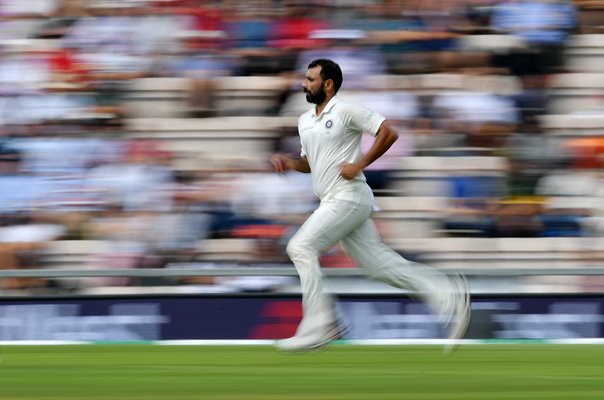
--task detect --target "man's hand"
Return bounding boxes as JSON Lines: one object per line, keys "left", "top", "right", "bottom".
{"left": 340, "top": 163, "right": 362, "bottom": 180}
{"left": 271, "top": 153, "right": 294, "bottom": 173}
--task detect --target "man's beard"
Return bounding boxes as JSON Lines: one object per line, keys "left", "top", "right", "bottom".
{"left": 305, "top": 86, "right": 327, "bottom": 104}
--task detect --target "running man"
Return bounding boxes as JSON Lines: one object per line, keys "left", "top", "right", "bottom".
{"left": 271, "top": 59, "right": 470, "bottom": 352}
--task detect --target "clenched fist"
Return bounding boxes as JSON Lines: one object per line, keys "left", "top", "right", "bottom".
{"left": 340, "top": 163, "right": 362, "bottom": 180}
{"left": 271, "top": 154, "right": 293, "bottom": 173}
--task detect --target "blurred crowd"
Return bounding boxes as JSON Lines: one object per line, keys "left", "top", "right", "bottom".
{"left": 0, "top": 0, "right": 603, "bottom": 292}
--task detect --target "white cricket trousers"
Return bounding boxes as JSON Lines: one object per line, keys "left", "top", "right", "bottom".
{"left": 286, "top": 182, "right": 455, "bottom": 338}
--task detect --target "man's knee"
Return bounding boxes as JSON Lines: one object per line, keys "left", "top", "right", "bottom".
{"left": 286, "top": 238, "right": 317, "bottom": 261}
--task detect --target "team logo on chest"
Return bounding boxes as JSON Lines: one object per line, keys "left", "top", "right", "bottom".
{"left": 325, "top": 120, "right": 333, "bottom": 129}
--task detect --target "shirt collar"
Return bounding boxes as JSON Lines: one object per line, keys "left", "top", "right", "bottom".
{"left": 313, "top": 95, "right": 339, "bottom": 118}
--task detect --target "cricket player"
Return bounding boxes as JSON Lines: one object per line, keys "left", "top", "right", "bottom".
{"left": 271, "top": 59, "right": 470, "bottom": 352}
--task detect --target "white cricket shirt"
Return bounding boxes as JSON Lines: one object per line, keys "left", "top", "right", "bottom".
{"left": 298, "top": 95, "right": 386, "bottom": 199}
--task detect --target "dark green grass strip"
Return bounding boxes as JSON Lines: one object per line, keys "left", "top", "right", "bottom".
{"left": 0, "top": 344, "right": 603, "bottom": 399}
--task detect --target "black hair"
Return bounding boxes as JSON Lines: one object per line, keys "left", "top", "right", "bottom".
{"left": 308, "top": 59, "right": 343, "bottom": 93}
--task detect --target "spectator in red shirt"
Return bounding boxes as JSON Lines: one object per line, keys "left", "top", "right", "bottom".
{"left": 267, "top": 1, "right": 331, "bottom": 73}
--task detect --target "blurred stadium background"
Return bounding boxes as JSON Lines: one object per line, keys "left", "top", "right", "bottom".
{"left": 0, "top": 0, "right": 603, "bottom": 344}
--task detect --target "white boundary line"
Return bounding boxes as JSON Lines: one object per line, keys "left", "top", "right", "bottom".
{"left": 160, "top": 340, "right": 273, "bottom": 346}
{"left": 0, "top": 341, "right": 91, "bottom": 345}
{"left": 1, "top": 339, "right": 604, "bottom": 346}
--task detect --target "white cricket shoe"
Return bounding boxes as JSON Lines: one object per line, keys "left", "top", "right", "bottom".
{"left": 443, "top": 273, "right": 471, "bottom": 354}
{"left": 274, "top": 322, "right": 348, "bottom": 352}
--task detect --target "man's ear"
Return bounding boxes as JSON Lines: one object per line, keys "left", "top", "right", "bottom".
{"left": 324, "top": 79, "right": 334, "bottom": 93}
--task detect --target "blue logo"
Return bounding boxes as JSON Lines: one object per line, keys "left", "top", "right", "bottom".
{"left": 325, "top": 120, "right": 333, "bottom": 129}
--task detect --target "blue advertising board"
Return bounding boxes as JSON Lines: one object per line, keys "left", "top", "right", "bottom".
{"left": 0, "top": 295, "right": 602, "bottom": 341}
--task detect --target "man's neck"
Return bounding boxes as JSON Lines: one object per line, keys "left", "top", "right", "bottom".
{"left": 314, "top": 94, "right": 335, "bottom": 116}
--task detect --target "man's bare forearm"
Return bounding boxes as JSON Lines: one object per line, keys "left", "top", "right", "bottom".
{"left": 271, "top": 153, "right": 311, "bottom": 173}
{"left": 357, "top": 121, "right": 398, "bottom": 169}
{"left": 290, "top": 156, "right": 311, "bottom": 173}
{"left": 339, "top": 122, "right": 398, "bottom": 180}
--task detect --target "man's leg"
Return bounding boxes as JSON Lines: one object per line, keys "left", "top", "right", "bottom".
{"left": 278, "top": 196, "right": 372, "bottom": 349}
{"left": 341, "top": 219, "right": 470, "bottom": 336}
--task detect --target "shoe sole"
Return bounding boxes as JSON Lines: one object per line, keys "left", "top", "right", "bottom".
{"left": 275, "top": 322, "right": 350, "bottom": 353}
{"left": 307, "top": 323, "right": 350, "bottom": 350}
{"left": 444, "top": 274, "right": 471, "bottom": 355}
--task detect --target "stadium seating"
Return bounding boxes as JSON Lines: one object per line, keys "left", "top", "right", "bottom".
{"left": 564, "top": 34, "right": 604, "bottom": 72}
{"left": 122, "top": 78, "right": 192, "bottom": 118}
{"left": 213, "top": 76, "right": 289, "bottom": 116}
{"left": 548, "top": 73, "right": 604, "bottom": 114}
{"left": 126, "top": 117, "right": 284, "bottom": 170}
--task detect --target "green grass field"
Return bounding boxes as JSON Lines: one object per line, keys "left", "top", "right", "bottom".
{"left": 0, "top": 344, "right": 603, "bottom": 400}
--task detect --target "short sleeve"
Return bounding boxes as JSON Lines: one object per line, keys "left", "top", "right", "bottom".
{"left": 300, "top": 139, "right": 307, "bottom": 158}
{"left": 298, "top": 117, "right": 307, "bottom": 157}
{"left": 342, "top": 102, "right": 386, "bottom": 137}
